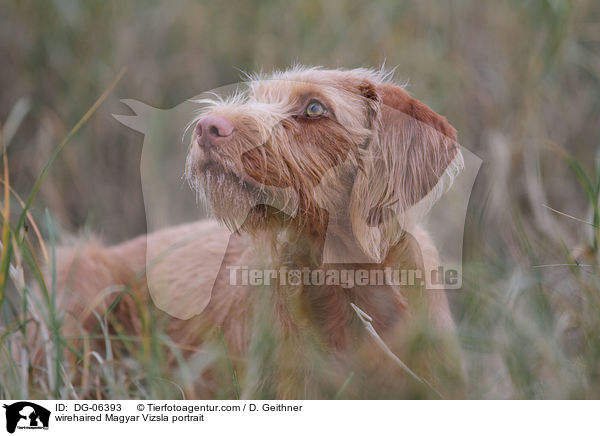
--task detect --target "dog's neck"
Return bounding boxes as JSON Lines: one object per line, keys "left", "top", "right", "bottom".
{"left": 251, "top": 212, "right": 420, "bottom": 269}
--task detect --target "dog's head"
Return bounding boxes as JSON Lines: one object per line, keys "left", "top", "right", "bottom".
{"left": 185, "top": 67, "right": 463, "bottom": 261}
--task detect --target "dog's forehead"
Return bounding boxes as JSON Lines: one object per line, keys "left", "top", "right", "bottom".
{"left": 248, "top": 79, "right": 341, "bottom": 105}
{"left": 248, "top": 69, "right": 371, "bottom": 106}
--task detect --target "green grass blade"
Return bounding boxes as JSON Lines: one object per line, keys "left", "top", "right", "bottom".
{"left": 567, "top": 157, "right": 595, "bottom": 204}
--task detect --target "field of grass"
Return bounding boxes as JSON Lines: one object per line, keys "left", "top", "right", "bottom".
{"left": 1, "top": 0, "right": 600, "bottom": 399}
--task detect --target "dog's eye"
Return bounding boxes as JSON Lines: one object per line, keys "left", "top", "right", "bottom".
{"left": 305, "top": 100, "right": 326, "bottom": 118}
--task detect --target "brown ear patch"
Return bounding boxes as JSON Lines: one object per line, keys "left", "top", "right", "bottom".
{"left": 358, "top": 80, "right": 379, "bottom": 103}
{"left": 376, "top": 82, "right": 460, "bottom": 207}
{"left": 376, "top": 83, "right": 457, "bottom": 141}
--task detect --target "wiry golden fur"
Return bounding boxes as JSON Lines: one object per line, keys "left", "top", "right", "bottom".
{"left": 51, "top": 67, "right": 465, "bottom": 399}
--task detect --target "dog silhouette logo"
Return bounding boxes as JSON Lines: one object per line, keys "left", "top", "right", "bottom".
{"left": 2, "top": 402, "right": 50, "bottom": 433}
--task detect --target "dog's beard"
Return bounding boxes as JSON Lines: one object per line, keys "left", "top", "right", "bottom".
{"left": 185, "top": 154, "right": 294, "bottom": 231}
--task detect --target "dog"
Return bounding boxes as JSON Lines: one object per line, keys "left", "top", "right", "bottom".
{"left": 51, "top": 67, "right": 465, "bottom": 399}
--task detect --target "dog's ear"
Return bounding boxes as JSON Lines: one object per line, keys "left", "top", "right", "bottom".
{"left": 350, "top": 83, "right": 463, "bottom": 262}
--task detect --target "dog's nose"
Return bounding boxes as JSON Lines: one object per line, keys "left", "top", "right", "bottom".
{"left": 195, "top": 115, "right": 234, "bottom": 148}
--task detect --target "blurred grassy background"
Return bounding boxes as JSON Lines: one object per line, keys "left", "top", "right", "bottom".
{"left": 1, "top": 0, "right": 600, "bottom": 398}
